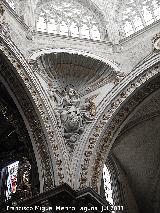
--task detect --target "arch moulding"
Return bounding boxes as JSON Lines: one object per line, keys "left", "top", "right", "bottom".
{"left": 0, "top": 35, "right": 70, "bottom": 191}
{"left": 76, "top": 52, "right": 160, "bottom": 191}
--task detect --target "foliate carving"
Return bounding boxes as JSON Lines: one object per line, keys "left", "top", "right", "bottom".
{"left": 48, "top": 84, "right": 96, "bottom": 144}
{"left": 152, "top": 33, "right": 160, "bottom": 52}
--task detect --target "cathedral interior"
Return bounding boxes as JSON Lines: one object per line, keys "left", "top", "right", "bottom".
{"left": 0, "top": 0, "right": 160, "bottom": 213}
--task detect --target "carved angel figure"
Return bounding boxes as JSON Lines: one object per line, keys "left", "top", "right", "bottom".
{"left": 48, "top": 83, "right": 96, "bottom": 143}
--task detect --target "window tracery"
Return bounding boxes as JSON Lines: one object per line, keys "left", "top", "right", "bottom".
{"left": 4, "top": 0, "right": 160, "bottom": 41}
{"left": 35, "top": 0, "right": 101, "bottom": 41}
{"left": 122, "top": 0, "right": 160, "bottom": 37}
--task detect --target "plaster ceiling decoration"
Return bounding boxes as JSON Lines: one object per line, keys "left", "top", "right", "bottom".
{"left": 35, "top": 52, "right": 118, "bottom": 95}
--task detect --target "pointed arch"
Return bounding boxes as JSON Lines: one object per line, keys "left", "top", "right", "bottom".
{"left": 0, "top": 44, "right": 54, "bottom": 192}
{"left": 91, "top": 62, "right": 160, "bottom": 191}
{"left": 74, "top": 52, "right": 160, "bottom": 191}
{"left": 0, "top": 36, "right": 70, "bottom": 191}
